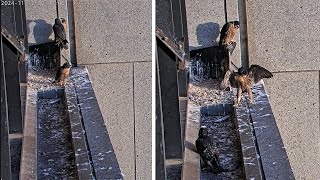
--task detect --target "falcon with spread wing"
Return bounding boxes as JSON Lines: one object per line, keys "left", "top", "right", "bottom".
{"left": 233, "top": 65, "right": 273, "bottom": 106}
{"left": 196, "top": 126, "right": 221, "bottom": 172}
{"left": 53, "top": 18, "right": 68, "bottom": 49}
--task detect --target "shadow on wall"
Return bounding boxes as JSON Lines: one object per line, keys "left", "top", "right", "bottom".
{"left": 190, "top": 22, "right": 220, "bottom": 50}
{"left": 27, "top": 19, "right": 53, "bottom": 46}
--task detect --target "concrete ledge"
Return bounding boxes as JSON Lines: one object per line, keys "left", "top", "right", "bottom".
{"left": 19, "top": 89, "right": 37, "bottom": 180}
{"left": 67, "top": 66, "right": 123, "bottom": 179}
{"left": 182, "top": 103, "right": 200, "bottom": 180}
{"left": 21, "top": 67, "right": 123, "bottom": 179}
{"left": 248, "top": 84, "right": 295, "bottom": 179}
{"left": 65, "top": 84, "right": 94, "bottom": 179}
{"left": 183, "top": 83, "right": 294, "bottom": 180}
{"left": 234, "top": 83, "right": 295, "bottom": 179}
{"left": 234, "top": 99, "right": 263, "bottom": 180}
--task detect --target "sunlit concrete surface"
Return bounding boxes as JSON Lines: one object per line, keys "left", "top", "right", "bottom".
{"left": 25, "top": 0, "right": 152, "bottom": 179}
{"left": 247, "top": 1, "right": 320, "bottom": 179}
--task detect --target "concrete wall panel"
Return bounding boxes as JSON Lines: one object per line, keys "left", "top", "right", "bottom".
{"left": 134, "top": 62, "right": 152, "bottom": 179}
{"left": 185, "top": 0, "right": 225, "bottom": 50}
{"left": 264, "top": 71, "right": 320, "bottom": 180}
{"left": 86, "top": 63, "right": 135, "bottom": 179}
{"left": 25, "top": 0, "right": 68, "bottom": 45}
{"left": 247, "top": 0, "right": 320, "bottom": 72}
{"left": 74, "top": 0, "right": 152, "bottom": 64}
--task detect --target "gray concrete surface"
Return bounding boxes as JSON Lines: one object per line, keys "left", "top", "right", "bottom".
{"left": 246, "top": 1, "right": 320, "bottom": 179}
{"left": 182, "top": 103, "right": 200, "bottom": 180}
{"left": 86, "top": 63, "right": 136, "bottom": 179}
{"left": 185, "top": 0, "right": 224, "bottom": 50}
{"left": 25, "top": 0, "right": 152, "bottom": 179}
{"left": 134, "top": 62, "right": 152, "bottom": 180}
{"left": 247, "top": 1, "right": 320, "bottom": 72}
{"left": 25, "top": 0, "right": 71, "bottom": 66}
{"left": 73, "top": 0, "right": 152, "bottom": 64}
{"left": 20, "top": 90, "right": 37, "bottom": 180}
{"left": 185, "top": 0, "right": 241, "bottom": 67}
{"left": 25, "top": 0, "right": 68, "bottom": 46}
{"left": 264, "top": 72, "right": 320, "bottom": 180}
{"left": 73, "top": 0, "right": 152, "bottom": 178}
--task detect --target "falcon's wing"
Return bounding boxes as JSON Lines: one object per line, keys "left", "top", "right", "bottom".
{"left": 53, "top": 24, "right": 66, "bottom": 41}
{"left": 248, "top": 65, "right": 273, "bottom": 83}
{"left": 195, "top": 138, "right": 201, "bottom": 153}
{"left": 219, "top": 23, "right": 233, "bottom": 46}
{"left": 54, "top": 67, "right": 62, "bottom": 81}
{"left": 220, "top": 23, "right": 233, "bottom": 35}
{"left": 202, "top": 147, "right": 216, "bottom": 159}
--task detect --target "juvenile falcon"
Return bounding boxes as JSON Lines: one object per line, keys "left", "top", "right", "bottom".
{"left": 196, "top": 126, "right": 221, "bottom": 172}
{"left": 52, "top": 62, "right": 71, "bottom": 86}
{"left": 60, "top": 18, "right": 67, "bottom": 32}
{"left": 218, "top": 21, "right": 239, "bottom": 77}
{"left": 218, "top": 21, "right": 240, "bottom": 48}
{"left": 53, "top": 18, "right": 68, "bottom": 49}
{"left": 233, "top": 65, "right": 273, "bottom": 106}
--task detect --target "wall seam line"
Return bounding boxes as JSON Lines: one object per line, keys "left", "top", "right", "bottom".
{"left": 132, "top": 62, "right": 137, "bottom": 179}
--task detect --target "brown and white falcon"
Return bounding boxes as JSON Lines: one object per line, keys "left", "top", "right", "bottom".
{"left": 52, "top": 62, "right": 71, "bottom": 86}
{"left": 234, "top": 65, "right": 273, "bottom": 106}
{"left": 218, "top": 21, "right": 240, "bottom": 77}
{"left": 219, "top": 21, "right": 240, "bottom": 48}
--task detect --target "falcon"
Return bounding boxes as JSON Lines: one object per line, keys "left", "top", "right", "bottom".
{"left": 53, "top": 18, "right": 68, "bottom": 49}
{"left": 52, "top": 62, "right": 71, "bottom": 86}
{"left": 218, "top": 21, "right": 239, "bottom": 77}
{"left": 218, "top": 21, "right": 240, "bottom": 48}
{"left": 233, "top": 65, "right": 273, "bottom": 106}
{"left": 60, "top": 18, "right": 67, "bottom": 32}
{"left": 196, "top": 126, "right": 221, "bottom": 172}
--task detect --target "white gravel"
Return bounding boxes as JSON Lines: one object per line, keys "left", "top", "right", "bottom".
{"left": 188, "top": 77, "right": 234, "bottom": 106}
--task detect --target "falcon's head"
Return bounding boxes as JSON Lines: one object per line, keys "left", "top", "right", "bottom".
{"left": 55, "top": 18, "right": 62, "bottom": 25}
{"left": 198, "top": 126, "right": 208, "bottom": 137}
{"left": 233, "top": 21, "right": 240, "bottom": 29}
{"left": 61, "top": 62, "right": 71, "bottom": 68}
{"left": 238, "top": 67, "right": 248, "bottom": 75}
{"left": 60, "top": 18, "right": 67, "bottom": 24}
